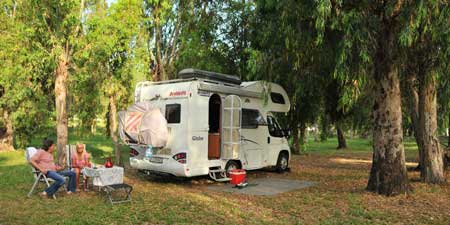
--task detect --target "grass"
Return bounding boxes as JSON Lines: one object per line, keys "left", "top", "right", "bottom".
{"left": 1, "top": 132, "right": 449, "bottom": 225}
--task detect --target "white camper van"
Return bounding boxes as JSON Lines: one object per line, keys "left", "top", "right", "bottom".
{"left": 123, "top": 68, "right": 291, "bottom": 181}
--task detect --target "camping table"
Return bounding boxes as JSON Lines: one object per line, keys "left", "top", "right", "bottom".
{"left": 82, "top": 166, "right": 132, "bottom": 204}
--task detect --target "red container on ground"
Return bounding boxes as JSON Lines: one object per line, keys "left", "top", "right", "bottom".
{"left": 229, "top": 169, "right": 246, "bottom": 185}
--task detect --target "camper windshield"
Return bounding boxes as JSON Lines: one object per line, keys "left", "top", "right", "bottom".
{"left": 267, "top": 116, "right": 284, "bottom": 137}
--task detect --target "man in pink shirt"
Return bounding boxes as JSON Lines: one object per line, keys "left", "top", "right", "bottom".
{"left": 30, "top": 139, "right": 76, "bottom": 198}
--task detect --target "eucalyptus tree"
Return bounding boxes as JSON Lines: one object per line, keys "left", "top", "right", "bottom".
{"left": 317, "top": 0, "right": 415, "bottom": 195}
{"left": 0, "top": 0, "right": 53, "bottom": 149}
{"left": 81, "top": 0, "right": 142, "bottom": 164}
{"left": 438, "top": 75, "right": 450, "bottom": 147}
{"left": 250, "top": 0, "right": 325, "bottom": 154}
{"left": 399, "top": 0, "right": 449, "bottom": 183}
{"left": 18, "top": 0, "right": 87, "bottom": 164}
{"left": 143, "top": 0, "right": 190, "bottom": 81}
{"left": 324, "top": 80, "right": 348, "bottom": 149}
{"left": 174, "top": 1, "right": 234, "bottom": 74}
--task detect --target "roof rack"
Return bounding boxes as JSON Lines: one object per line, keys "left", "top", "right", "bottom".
{"left": 178, "top": 68, "right": 241, "bottom": 85}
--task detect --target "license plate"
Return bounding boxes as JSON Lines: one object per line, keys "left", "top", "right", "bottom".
{"left": 149, "top": 157, "right": 164, "bottom": 164}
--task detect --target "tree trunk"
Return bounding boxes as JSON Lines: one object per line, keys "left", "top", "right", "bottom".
{"left": 320, "top": 115, "right": 330, "bottom": 141}
{"left": 105, "top": 102, "right": 111, "bottom": 136}
{"left": 405, "top": 74, "right": 423, "bottom": 170}
{"left": 299, "top": 123, "right": 306, "bottom": 153}
{"left": 418, "top": 73, "right": 445, "bottom": 183}
{"left": 367, "top": 20, "right": 410, "bottom": 196}
{"left": 292, "top": 126, "right": 300, "bottom": 155}
{"left": 55, "top": 51, "right": 69, "bottom": 166}
{"left": 91, "top": 118, "right": 97, "bottom": 135}
{"left": 336, "top": 123, "right": 347, "bottom": 149}
{"left": 1, "top": 110, "right": 14, "bottom": 151}
{"left": 153, "top": 3, "right": 165, "bottom": 81}
{"left": 448, "top": 115, "right": 450, "bottom": 147}
{"left": 109, "top": 95, "right": 121, "bottom": 165}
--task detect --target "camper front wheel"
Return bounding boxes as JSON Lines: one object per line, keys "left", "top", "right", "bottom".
{"left": 276, "top": 152, "right": 289, "bottom": 173}
{"left": 225, "top": 161, "right": 240, "bottom": 175}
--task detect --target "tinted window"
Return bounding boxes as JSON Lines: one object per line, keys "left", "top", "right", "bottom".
{"left": 242, "top": 109, "right": 265, "bottom": 129}
{"left": 270, "top": 92, "right": 285, "bottom": 104}
{"left": 165, "top": 104, "right": 181, "bottom": 123}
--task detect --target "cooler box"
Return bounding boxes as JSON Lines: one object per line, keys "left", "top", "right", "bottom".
{"left": 229, "top": 169, "right": 246, "bottom": 185}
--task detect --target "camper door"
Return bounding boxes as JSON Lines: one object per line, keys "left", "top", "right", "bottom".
{"left": 221, "top": 95, "right": 241, "bottom": 159}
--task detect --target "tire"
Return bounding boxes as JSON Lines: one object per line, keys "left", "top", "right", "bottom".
{"left": 276, "top": 152, "right": 289, "bottom": 173}
{"left": 225, "top": 160, "right": 240, "bottom": 176}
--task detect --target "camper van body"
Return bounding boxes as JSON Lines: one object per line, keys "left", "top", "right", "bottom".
{"left": 128, "top": 70, "right": 291, "bottom": 178}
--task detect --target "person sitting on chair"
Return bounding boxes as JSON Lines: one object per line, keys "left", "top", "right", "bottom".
{"left": 71, "top": 143, "right": 92, "bottom": 191}
{"left": 30, "top": 138, "right": 76, "bottom": 198}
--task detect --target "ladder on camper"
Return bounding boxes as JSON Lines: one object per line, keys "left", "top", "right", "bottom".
{"left": 208, "top": 167, "right": 231, "bottom": 182}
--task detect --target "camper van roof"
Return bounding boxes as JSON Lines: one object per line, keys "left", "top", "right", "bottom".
{"left": 178, "top": 68, "right": 241, "bottom": 85}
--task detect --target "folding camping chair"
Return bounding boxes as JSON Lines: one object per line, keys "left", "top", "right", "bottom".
{"left": 66, "top": 144, "right": 89, "bottom": 190}
{"left": 25, "top": 147, "right": 62, "bottom": 199}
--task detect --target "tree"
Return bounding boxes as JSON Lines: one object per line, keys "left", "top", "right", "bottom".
{"left": 400, "top": 0, "right": 449, "bottom": 183}
{"left": 324, "top": 80, "right": 348, "bottom": 149}
{"left": 0, "top": 0, "right": 53, "bottom": 150}
{"left": 143, "top": 0, "right": 187, "bottom": 81}
{"left": 317, "top": 0, "right": 412, "bottom": 195}
{"left": 175, "top": 1, "right": 242, "bottom": 75}
{"left": 82, "top": 0, "right": 142, "bottom": 164}
{"left": 23, "top": 0, "right": 86, "bottom": 164}
{"left": 250, "top": 0, "right": 325, "bottom": 154}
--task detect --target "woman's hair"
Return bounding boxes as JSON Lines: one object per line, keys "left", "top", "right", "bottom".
{"left": 42, "top": 138, "right": 54, "bottom": 151}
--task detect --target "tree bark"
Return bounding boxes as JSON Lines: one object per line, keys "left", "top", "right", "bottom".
{"left": 55, "top": 51, "right": 69, "bottom": 166}
{"left": 367, "top": 17, "right": 410, "bottom": 195}
{"left": 1, "top": 110, "right": 14, "bottom": 151}
{"left": 405, "top": 74, "right": 423, "bottom": 170}
{"left": 418, "top": 73, "right": 445, "bottom": 183}
{"left": 91, "top": 118, "right": 97, "bottom": 135}
{"left": 336, "top": 123, "right": 347, "bottom": 149}
{"left": 448, "top": 115, "right": 450, "bottom": 147}
{"left": 153, "top": 2, "right": 165, "bottom": 81}
{"left": 320, "top": 115, "right": 330, "bottom": 141}
{"left": 109, "top": 95, "right": 121, "bottom": 165}
{"left": 292, "top": 126, "right": 300, "bottom": 155}
{"left": 299, "top": 122, "right": 306, "bottom": 153}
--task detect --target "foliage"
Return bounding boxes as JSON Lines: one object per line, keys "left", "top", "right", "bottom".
{"left": 0, "top": 0, "right": 54, "bottom": 147}
{"left": 249, "top": 1, "right": 326, "bottom": 151}
{"left": 79, "top": 0, "right": 142, "bottom": 106}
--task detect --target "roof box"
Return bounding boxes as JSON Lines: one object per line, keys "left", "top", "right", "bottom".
{"left": 178, "top": 68, "right": 241, "bottom": 85}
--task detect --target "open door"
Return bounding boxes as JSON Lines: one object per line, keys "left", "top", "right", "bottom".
{"left": 208, "top": 94, "right": 221, "bottom": 159}
{"left": 221, "top": 95, "right": 242, "bottom": 159}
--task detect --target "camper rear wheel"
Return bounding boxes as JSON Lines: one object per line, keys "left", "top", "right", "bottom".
{"left": 276, "top": 152, "right": 289, "bottom": 173}
{"left": 225, "top": 161, "right": 240, "bottom": 176}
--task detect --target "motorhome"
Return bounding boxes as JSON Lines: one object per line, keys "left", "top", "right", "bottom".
{"left": 121, "top": 68, "right": 291, "bottom": 181}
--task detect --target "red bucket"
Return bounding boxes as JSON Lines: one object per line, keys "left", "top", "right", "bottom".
{"left": 229, "top": 169, "right": 246, "bottom": 185}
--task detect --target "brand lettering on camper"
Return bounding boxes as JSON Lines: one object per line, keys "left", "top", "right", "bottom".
{"left": 192, "top": 136, "right": 204, "bottom": 141}
{"left": 169, "top": 91, "right": 187, "bottom": 97}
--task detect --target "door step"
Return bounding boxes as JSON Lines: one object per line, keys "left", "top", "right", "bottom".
{"left": 208, "top": 168, "right": 231, "bottom": 182}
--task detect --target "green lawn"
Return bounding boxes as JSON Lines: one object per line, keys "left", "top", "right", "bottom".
{"left": 1, "top": 133, "right": 449, "bottom": 225}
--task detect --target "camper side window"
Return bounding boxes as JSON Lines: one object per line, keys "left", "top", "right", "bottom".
{"left": 267, "top": 116, "right": 284, "bottom": 137}
{"left": 166, "top": 104, "right": 181, "bottom": 123}
{"left": 270, "top": 92, "right": 285, "bottom": 104}
{"left": 242, "top": 109, "right": 265, "bottom": 129}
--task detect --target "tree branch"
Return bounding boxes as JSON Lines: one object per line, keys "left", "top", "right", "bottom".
{"left": 391, "top": 0, "right": 405, "bottom": 19}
